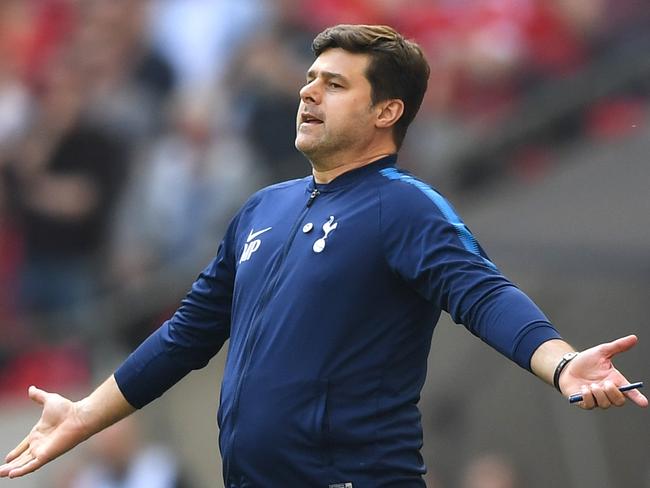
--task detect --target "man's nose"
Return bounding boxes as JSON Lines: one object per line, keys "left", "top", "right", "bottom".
{"left": 300, "top": 80, "right": 320, "bottom": 104}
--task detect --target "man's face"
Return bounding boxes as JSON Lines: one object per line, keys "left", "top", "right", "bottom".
{"left": 295, "top": 48, "right": 378, "bottom": 164}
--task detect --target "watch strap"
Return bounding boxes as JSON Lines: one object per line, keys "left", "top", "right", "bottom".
{"left": 553, "top": 352, "right": 578, "bottom": 393}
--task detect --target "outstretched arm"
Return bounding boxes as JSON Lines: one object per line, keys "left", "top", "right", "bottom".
{"left": 531, "top": 335, "right": 648, "bottom": 410}
{"left": 0, "top": 375, "right": 135, "bottom": 479}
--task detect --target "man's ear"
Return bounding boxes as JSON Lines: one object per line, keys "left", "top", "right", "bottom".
{"left": 375, "top": 99, "right": 404, "bottom": 129}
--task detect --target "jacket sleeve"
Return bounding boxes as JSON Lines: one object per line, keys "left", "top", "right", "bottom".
{"left": 379, "top": 178, "right": 560, "bottom": 371}
{"left": 114, "top": 212, "right": 241, "bottom": 409}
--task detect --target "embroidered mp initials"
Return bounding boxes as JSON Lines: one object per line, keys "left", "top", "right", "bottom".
{"left": 240, "top": 226, "right": 272, "bottom": 263}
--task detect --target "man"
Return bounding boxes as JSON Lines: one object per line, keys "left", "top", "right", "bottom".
{"left": 1, "top": 24, "right": 647, "bottom": 487}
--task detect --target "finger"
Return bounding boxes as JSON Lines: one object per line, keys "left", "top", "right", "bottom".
{"left": 4, "top": 435, "right": 29, "bottom": 463}
{"left": 603, "top": 381, "right": 626, "bottom": 407}
{"left": 599, "top": 334, "right": 638, "bottom": 359}
{"left": 28, "top": 385, "right": 48, "bottom": 406}
{"left": 7, "top": 457, "right": 42, "bottom": 479}
{"left": 0, "top": 461, "right": 14, "bottom": 478}
{"left": 579, "top": 385, "right": 595, "bottom": 410}
{"left": 0, "top": 450, "right": 34, "bottom": 477}
{"left": 590, "top": 383, "right": 611, "bottom": 409}
{"left": 625, "top": 387, "right": 649, "bottom": 408}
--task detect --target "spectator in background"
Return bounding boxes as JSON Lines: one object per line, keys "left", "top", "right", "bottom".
{"left": 227, "top": 3, "right": 314, "bottom": 182}
{"left": 112, "top": 88, "right": 261, "bottom": 285}
{"left": 1, "top": 50, "right": 128, "bottom": 334}
{"left": 148, "top": 0, "right": 271, "bottom": 91}
{"left": 62, "top": 416, "right": 192, "bottom": 488}
{"left": 0, "top": 20, "right": 31, "bottom": 340}
{"left": 71, "top": 0, "right": 176, "bottom": 142}
{"left": 461, "top": 453, "right": 519, "bottom": 488}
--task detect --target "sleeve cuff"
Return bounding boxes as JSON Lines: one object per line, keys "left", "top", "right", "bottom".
{"left": 513, "top": 323, "right": 562, "bottom": 371}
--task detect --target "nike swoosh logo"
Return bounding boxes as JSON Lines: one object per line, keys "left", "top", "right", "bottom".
{"left": 247, "top": 226, "right": 272, "bottom": 242}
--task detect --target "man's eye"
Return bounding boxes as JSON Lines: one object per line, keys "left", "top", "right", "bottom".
{"left": 329, "top": 82, "right": 342, "bottom": 88}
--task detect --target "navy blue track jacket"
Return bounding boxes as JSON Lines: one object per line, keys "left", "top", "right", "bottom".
{"left": 115, "top": 154, "right": 561, "bottom": 487}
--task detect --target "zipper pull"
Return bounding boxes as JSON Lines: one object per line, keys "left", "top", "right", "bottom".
{"left": 306, "top": 189, "right": 320, "bottom": 207}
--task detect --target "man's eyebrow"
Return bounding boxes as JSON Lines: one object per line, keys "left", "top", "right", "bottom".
{"left": 306, "top": 70, "right": 349, "bottom": 83}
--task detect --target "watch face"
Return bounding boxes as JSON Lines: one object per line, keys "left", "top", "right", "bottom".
{"left": 564, "top": 352, "right": 578, "bottom": 360}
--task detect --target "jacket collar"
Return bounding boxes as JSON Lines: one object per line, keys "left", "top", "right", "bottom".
{"left": 307, "top": 154, "right": 398, "bottom": 192}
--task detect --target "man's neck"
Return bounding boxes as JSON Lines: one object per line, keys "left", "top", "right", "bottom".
{"left": 311, "top": 153, "right": 394, "bottom": 184}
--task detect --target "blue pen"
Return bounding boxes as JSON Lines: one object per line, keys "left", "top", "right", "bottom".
{"left": 568, "top": 381, "right": 644, "bottom": 404}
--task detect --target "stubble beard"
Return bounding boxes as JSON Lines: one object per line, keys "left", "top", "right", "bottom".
{"left": 296, "top": 125, "right": 331, "bottom": 166}
{"left": 296, "top": 124, "right": 362, "bottom": 169}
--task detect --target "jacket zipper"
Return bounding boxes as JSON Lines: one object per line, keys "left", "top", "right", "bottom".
{"left": 226, "top": 188, "right": 320, "bottom": 471}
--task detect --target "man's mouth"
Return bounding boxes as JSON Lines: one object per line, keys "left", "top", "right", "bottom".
{"left": 300, "top": 113, "right": 323, "bottom": 125}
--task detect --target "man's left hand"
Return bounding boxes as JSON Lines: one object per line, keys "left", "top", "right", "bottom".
{"left": 559, "top": 335, "right": 648, "bottom": 410}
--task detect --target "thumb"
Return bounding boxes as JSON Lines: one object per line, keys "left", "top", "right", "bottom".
{"left": 599, "top": 334, "right": 638, "bottom": 359}
{"left": 28, "top": 386, "right": 48, "bottom": 406}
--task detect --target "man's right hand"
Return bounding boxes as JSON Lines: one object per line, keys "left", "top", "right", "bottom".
{"left": 0, "top": 386, "right": 90, "bottom": 479}
{"left": 0, "top": 375, "right": 135, "bottom": 479}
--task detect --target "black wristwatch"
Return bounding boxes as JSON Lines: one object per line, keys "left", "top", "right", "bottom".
{"left": 553, "top": 352, "right": 579, "bottom": 393}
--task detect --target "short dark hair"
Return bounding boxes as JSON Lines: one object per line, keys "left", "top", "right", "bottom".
{"left": 312, "top": 24, "right": 430, "bottom": 150}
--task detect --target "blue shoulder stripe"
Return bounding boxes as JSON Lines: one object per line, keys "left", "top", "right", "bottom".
{"left": 380, "top": 168, "right": 498, "bottom": 271}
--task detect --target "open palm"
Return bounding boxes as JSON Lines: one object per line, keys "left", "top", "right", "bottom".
{"left": 0, "top": 386, "right": 90, "bottom": 479}
{"left": 559, "top": 335, "right": 648, "bottom": 409}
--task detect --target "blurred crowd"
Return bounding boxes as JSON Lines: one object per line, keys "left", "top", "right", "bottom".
{"left": 0, "top": 0, "right": 648, "bottom": 421}
{"left": 0, "top": 1, "right": 649, "bottom": 487}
